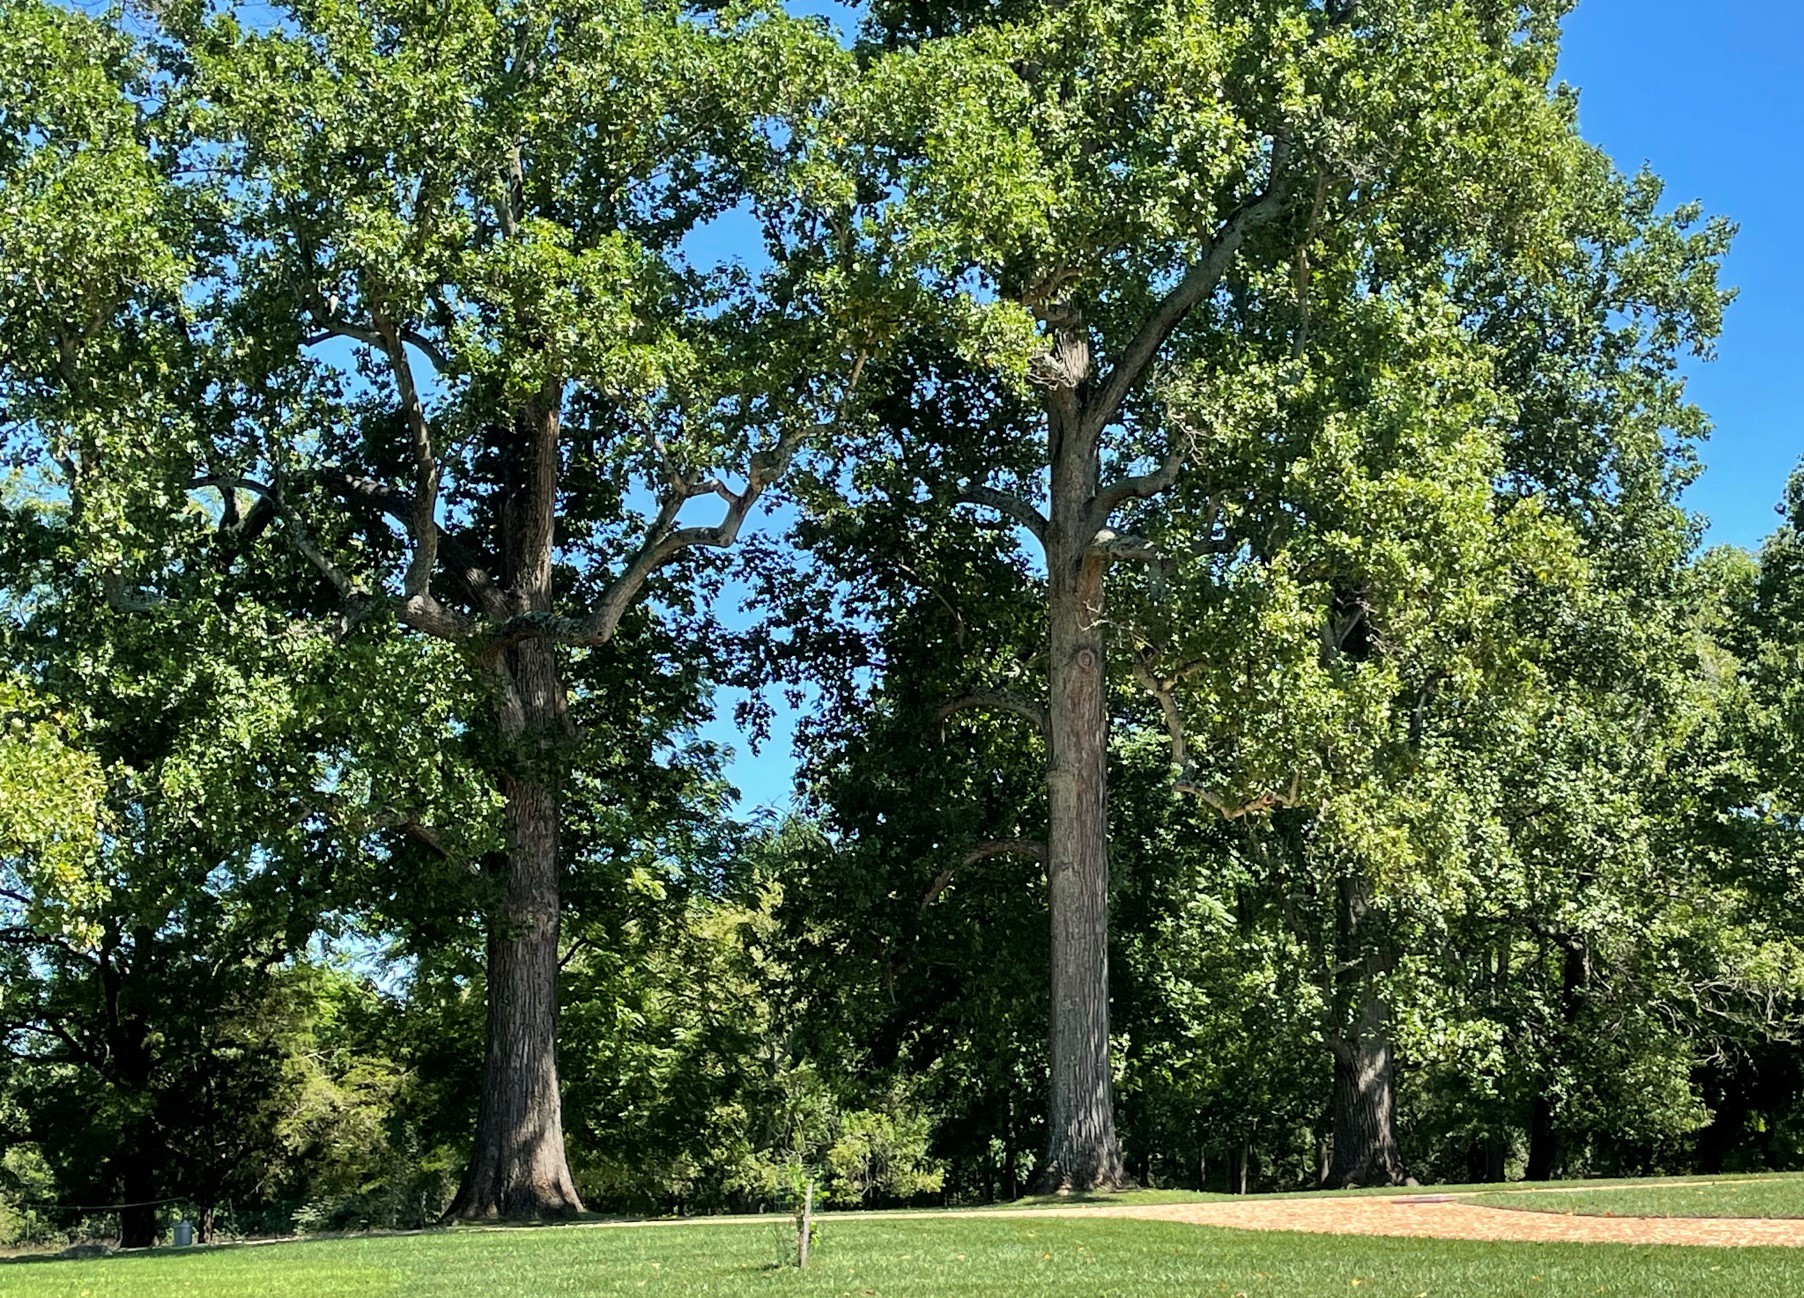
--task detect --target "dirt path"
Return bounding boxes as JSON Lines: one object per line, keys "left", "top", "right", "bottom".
{"left": 1062, "top": 1195, "right": 1804, "bottom": 1248}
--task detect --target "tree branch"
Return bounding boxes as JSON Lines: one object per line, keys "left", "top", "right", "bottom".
{"left": 196, "top": 473, "right": 483, "bottom": 640}
{"left": 1131, "top": 649, "right": 1301, "bottom": 819}
{"left": 1084, "top": 135, "right": 1294, "bottom": 437}
{"left": 935, "top": 690, "right": 1050, "bottom": 741}
{"left": 302, "top": 321, "right": 449, "bottom": 373}
{"left": 1089, "top": 422, "right": 1203, "bottom": 531}
{"left": 193, "top": 475, "right": 360, "bottom": 604}
{"left": 920, "top": 839, "right": 1048, "bottom": 907}
{"left": 504, "top": 353, "right": 868, "bottom": 649}
{"left": 315, "top": 469, "right": 507, "bottom": 623}
{"left": 955, "top": 483, "right": 1048, "bottom": 548}
{"left": 0, "top": 926, "right": 100, "bottom": 968}
{"left": 371, "top": 311, "right": 442, "bottom": 601}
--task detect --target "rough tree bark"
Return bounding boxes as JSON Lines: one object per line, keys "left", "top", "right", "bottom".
{"left": 1327, "top": 999, "right": 1405, "bottom": 1186}
{"left": 446, "top": 727, "right": 582, "bottom": 1216}
{"left": 447, "top": 402, "right": 585, "bottom": 1218}
{"left": 1326, "top": 873, "right": 1407, "bottom": 1187}
{"left": 1036, "top": 389, "right": 1130, "bottom": 1192}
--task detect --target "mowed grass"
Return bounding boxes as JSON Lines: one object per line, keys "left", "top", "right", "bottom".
{"left": 1471, "top": 1172, "right": 1804, "bottom": 1220}
{"left": 5, "top": 1210, "right": 1804, "bottom": 1298}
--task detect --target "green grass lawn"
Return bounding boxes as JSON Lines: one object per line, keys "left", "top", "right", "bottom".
{"left": 5, "top": 1210, "right": 1803, "bottom": 1298}
{"left": 1471, "top": 1173, "right": 1804, "bottom": 1220}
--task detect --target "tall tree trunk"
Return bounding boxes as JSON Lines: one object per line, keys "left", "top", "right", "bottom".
{"left": 1035, "top": 394, "right": 1129, "bottom": 1192}
{"left": 1327, "top": 874, "right": 1406, "bottom": 1187}
{"left": 1526, "top": 938, "right": 1588, "bottom": 1182}
{"left": 449, "top": 402, "right": 583, "bottom": 1219}
{"left": 447, "top": 753, "right": 582, "bottom": 1216}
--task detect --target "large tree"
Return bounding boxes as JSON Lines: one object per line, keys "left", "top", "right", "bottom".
{"left": 792, "top": 0, "right": 1616, "bottom": 1188}
{"left": 0, "top": 0, "right": 864, "bottom": 1216}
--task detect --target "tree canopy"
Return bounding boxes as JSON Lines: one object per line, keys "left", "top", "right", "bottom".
{"left": 2, "top": 0, "right": 1801, "bottom": 1244}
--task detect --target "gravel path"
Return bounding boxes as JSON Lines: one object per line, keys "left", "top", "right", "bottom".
{"left": 1065, "top": 1195, "right": 1804, "bottom": 1248}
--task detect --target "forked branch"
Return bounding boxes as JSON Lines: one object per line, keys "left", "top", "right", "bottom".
{"left": 505, "top": 352, "right": 869, "bottom": 649}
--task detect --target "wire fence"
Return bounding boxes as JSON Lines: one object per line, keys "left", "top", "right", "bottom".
{"left": 4, "top": 1196, "right": 198, "bottom": 1254}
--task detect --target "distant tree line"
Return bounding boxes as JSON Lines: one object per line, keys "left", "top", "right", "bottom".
{"left": 3, "top": 0, "right": 1801, "bottom": 1248}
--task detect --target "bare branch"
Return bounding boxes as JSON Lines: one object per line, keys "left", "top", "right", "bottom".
{"left": 370, "top": 311, "right": 442, "bottom": 601}
{"left": 303, "top": 321, "right": 450, "bottom": 374}
{"left": 1090, "top": 421, "right": 1204, "bottom": 531}
{"left": 1090, "top": 450, "right": 1185, "bottom": 529}
{"left": 193, "top": 475, "right": 360, "bottom": 604}
{"left": 316, "top": 469, "right": 506, "bottom": 623}
{"left": 955, "top": 483, "right": 1048, "bottom": 548}
{"left": 196, "top": 473, "right": 482, "bottom": 641}
{"left": 1085, "top": 135, "right": 1294, "bottom": 437}
{"left": 935, "top": 690, "right": 1050, "bottom": 741}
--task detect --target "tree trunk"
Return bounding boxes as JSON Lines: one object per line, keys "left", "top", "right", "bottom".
{"left": 1466, "top": 1135, "right": 1507, "bottom": 1183}
{"left": 1526, "top": 939, "right": 1587, "bottom": 1182}
{"left": 1035, "top": 394, "right": 1129, "bottom": 1193}
{"left": 117, "top": 1117, "right": 160, "bottom": 1248}
{"left": 1327, "top": 874, "right": 1406, "bottom": 1188}
{"left": 1328, "top": 1020, "right": 1405, "bottom": 1186}
{"left": 448, "top": 403, "right": 583, "bottom": 1219}
{"left": 1525, "top": 1094, "right": 1561, "bottom": 1182}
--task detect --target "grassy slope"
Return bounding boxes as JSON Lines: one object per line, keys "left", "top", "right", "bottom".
{"left": 5, "top": 1211, "right": 1804, "bottom": 1298}
{"left": 1470, "top": 1173, "right": 1804, "bottom": 1220}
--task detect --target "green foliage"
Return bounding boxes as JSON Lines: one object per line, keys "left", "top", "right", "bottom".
{"left": 2, "top": 0, "right": 1803, "bottom": 1233}
{"left": 0, "top": 677, "right": 105, "bottom": 931}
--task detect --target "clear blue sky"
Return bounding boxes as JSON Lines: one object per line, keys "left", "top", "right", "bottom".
{"left": 705, "top": 1, "right": 1804, "bottom": 809}
{"left": 1559, "top": 0, "right": 1801, "bottom": 548}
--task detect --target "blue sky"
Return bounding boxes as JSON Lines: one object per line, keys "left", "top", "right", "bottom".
{"left": 706, "top": 1, "right": 1803, "bottom": 809}
{"left": 1559, "top": 0, "right": 1801, "bottom": 548}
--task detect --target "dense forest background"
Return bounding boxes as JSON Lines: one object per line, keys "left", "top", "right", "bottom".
{"left": 4, "top": 0, "right": 1803, "bottom": 1246}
